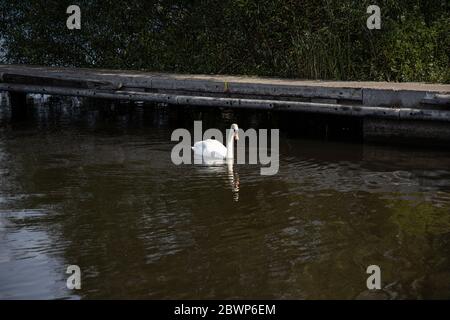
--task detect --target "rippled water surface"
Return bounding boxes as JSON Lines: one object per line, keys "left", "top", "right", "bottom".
{"left": 1, "top": 96, "right": 450, "bottom": 299}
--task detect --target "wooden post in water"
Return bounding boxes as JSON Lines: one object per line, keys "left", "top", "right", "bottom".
{"left": 9, "top": 91, "right": 28, "bottom": 120}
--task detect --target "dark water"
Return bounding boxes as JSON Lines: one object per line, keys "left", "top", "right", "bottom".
{"left": 1, "top": 95, "right": 450, "bottom": 299}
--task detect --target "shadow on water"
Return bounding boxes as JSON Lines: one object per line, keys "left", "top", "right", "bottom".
{"left": 1, "top": 95, "right": 450, "bottom": 299}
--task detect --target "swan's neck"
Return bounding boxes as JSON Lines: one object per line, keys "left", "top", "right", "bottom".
{"left": 226, "top": 130, "right": 235, "bottom": 159}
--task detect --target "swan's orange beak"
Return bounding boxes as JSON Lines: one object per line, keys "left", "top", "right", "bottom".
{"left": 234, "top": 132, "right": 239, "bottom": 141}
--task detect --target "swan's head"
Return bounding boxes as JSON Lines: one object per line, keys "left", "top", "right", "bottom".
{"left": 231, "top": 123, "right": 239, "bottom": 141}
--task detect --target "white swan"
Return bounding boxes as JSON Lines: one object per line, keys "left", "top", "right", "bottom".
{"left": 192, "top": 123, "right": 239, "bottom": 160}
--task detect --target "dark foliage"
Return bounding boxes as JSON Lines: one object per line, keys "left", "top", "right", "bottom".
{"left": 0, "top": 0, "right": 449, "bottom": 82}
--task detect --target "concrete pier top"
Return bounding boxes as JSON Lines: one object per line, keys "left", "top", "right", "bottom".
{"left": 1, "top": 64, "right": 449, "bottom": 93}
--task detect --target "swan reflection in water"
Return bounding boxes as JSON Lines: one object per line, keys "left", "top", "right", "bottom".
{"left": 193, "top": 155, "right": 240, "bottom": 202}
{"left": 191, "top": 123, "right": 241, "bottom": 201}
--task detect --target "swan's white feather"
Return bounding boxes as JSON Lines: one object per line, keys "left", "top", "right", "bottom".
{"left": 192, "top": 139, "right": 227, "bottom": 159}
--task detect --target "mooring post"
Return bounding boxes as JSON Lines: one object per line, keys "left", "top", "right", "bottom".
{"left": 9, "top": 91, "right": 28, "bottom": 120}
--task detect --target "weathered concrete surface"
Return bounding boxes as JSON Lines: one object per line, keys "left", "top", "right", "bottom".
{"left": 1, "top": 64, "right": 449, "bottom": 91}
